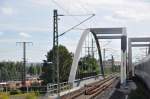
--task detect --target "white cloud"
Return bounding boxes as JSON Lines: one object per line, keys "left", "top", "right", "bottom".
{"left": 1, "top": 7, "right": 14, "bottom": 15}
{"left": 103, "top": 0, "right": 150, "bottom": 22}
{"left": 19, "top": 32, "right": 31, "bottom": 38}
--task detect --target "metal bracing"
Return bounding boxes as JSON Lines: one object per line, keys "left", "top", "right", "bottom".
{"left": 90, "top": 28, "right": 124, "bottom": 34}
{"left": 131, "top": 44, "right": 150, "bottom": 47}
{"left": 128, "top": 37, "right": 150, "bottom": 77}
{"left": 69, "top": 27, "right": 127, "bottom": 86}
{"left": 97, "top": 36, "right": 122, "bottom": 39}
{"left": 130, "top": 37, "right": 150, "bottom": 42}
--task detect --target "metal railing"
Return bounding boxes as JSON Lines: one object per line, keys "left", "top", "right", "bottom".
{"left": 47, "top": 82, "right": 72, "bottom": 95}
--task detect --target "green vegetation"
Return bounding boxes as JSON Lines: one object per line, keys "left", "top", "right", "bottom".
{"left": 0, "top": 61, "right": 42, "bottom": 81}
{"left": 10, "top": 89, "right": 21, "bottom": 95}
{"left": 77, "top": 55, "right": 120, "bottom": 77}
{"left": 28, "top": 64, "right": 42, "bottom": 76}
{"left": 0, "top": 62, "right": 22, "bottom": 81}
{"left": 40, "top": 45, "right": 73, "bottom": 84}
{"left": 104, "top": 67, "right": 112, "bottom": 75}
{"left": 0, "top": 93, "right": 9, "bottom": 99}
{"left": 25, "top": 93, "right": 37, "bottom": 99}
{"left": 104, "top": 66, "right": 120, "bottom": 76}
{"left": 78, "top": 55, "right": 99, "bottom": 74}
{"left": 0, "top": 92, "right": 39, "bottom": 99}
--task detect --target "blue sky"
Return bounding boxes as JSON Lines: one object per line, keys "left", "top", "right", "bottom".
{"left": 0, "top": 0, "right": 150, "bottom": 62}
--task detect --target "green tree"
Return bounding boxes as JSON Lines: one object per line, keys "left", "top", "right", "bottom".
{"left": 40, "top": 60, "right": 53, "bottom": 84}
{"left": 0, "top": 61, "right": 23, "bottom": 81}
{"left": 36, "top": 65, "right": 42, "bottom": 75}
{"left": 78, "top": 55, "right": 100, "bottom": 74}
{"left": 40, "top": 45, "right": 73, "bottom": 84}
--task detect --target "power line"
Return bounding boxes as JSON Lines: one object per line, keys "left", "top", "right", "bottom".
{"left": 58, "top": 14, "right": 95, "bottom": 37}
{"left": 51, "top": 0, "right": 70, "bottom": 14}
{"left": 51, "top": 0, "right": 95, "bottom": 29}
{"left": 16, "top": 42, "right": 33, "bottom": 87}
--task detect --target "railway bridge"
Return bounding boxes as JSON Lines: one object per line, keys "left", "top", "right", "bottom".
{"left": 47, "top": 27, "right": 150, "bottom": 99}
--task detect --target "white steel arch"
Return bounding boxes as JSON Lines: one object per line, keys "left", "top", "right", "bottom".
{"left": 68, "top": 29, "right": 103, "bottom": 84}
{"left": 69, "top": 27, "right": 127, "bottom": 86}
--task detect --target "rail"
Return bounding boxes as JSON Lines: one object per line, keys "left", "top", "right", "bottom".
{"left": 61, "top": 74, "right": 118, "bottom": 99}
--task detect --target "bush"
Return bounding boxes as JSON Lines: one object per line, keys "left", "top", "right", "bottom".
{"left": 25, "top": 93, "right": 37, "bottom": 99}
{"left": 10, "top": 89, "right": 21, "bottom": 95}
{"left": 34, "top": 91, "right": 40, "bottom": 96}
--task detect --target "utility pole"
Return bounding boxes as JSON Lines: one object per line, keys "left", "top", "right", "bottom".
{"left": 53, "top": 9, "right": 60, "bottom": 98}
{"left": 53, "top": 9, "right": 58, "bottom": 84}
{"left": 111, "top": 55, "right": 114, "bottom": 72}
{"left": 148, "top": 43, "right": 150, "bottom": 54}
{"left": 84, "top": 40, "right": 95, "bottom": 57}
{"left": 91, "top": 39, "right": 94, "bottom": 58}
{"left": 103, "top": 48, "right": 106, "bottom": 68}
{"left": 16, "top": 42, "right": 33, "bottom": 87}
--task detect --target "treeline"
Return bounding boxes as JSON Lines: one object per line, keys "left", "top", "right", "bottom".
{"left": 0, "top": 61, "right": 42, "bottom": 82}
{"left": 27, "top": 63, "right": 42, "bottom": 76}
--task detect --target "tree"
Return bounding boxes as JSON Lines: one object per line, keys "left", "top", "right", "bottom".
{"left": 0, "top": 61, "right": 23, "bottom": 81}
{"left": 40, "top": 45, "right": 73, "bottom": 84}
{"left": 36, "top": 65, "right": 42, "bottom": 75}
{"left": 78, "top": 55, "right": 100, "bottom": 75}
{"left": 40, "top": 60, "right": 53, "bottom": 84}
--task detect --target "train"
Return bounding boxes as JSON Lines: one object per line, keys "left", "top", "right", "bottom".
{"left": 134, "top": 54, "right": 150, "bottom": 89}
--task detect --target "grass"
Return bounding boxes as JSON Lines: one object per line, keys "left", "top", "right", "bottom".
{"left": 25, "top": 93, "right": 37, "bottom": 99}
{"left": 104, "top": 67, "right": 119, "bottom": 76}
{"left": 0, "top": 92, "right": 38, "bottom": 99}
{"left": 0, "top": 93, "right": 9, "bottom": 99}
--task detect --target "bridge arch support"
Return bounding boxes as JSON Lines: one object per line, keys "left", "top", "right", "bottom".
{"left": 69, "top": 28, "right": 127, "bottom": 86}
{"left": 68, "top": 29, "right": 104, "bottom": 84}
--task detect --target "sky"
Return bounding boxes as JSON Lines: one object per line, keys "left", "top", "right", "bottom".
{"left": 0, "top": 0, "right": 150, "bottom": 62}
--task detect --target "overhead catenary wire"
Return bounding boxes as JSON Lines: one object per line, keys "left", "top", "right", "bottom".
{"left": 51, "top": 0, "right": 95, "bottom": 30}
{"left": 77, "top": 0, "right": 95, "bottom": 27}
{"left": 58, "top": 14, "right": 95, "bottom": 37}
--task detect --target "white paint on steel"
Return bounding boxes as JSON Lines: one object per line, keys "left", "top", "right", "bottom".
{"left": 121, "top": 28, "right": 127, "bottom": 85}
{"left": 121, "top": 50, "right": 127, "bottom": 84}
{"left": 68, "top": 29, "right": 91, "bottom": 84}
{"left": 69, "top": 27, "right": 127, "bottom": 86}
{"left": 128, "top": 39, "right": 132, "bottom": 76}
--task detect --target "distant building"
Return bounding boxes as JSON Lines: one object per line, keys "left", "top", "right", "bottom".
{"left": 103, "top": 59, "right": 121, "bottom": 68}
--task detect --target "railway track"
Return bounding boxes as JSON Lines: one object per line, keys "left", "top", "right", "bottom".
{"left": 61, "top": 74, "right": 118, "bottom": 99}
